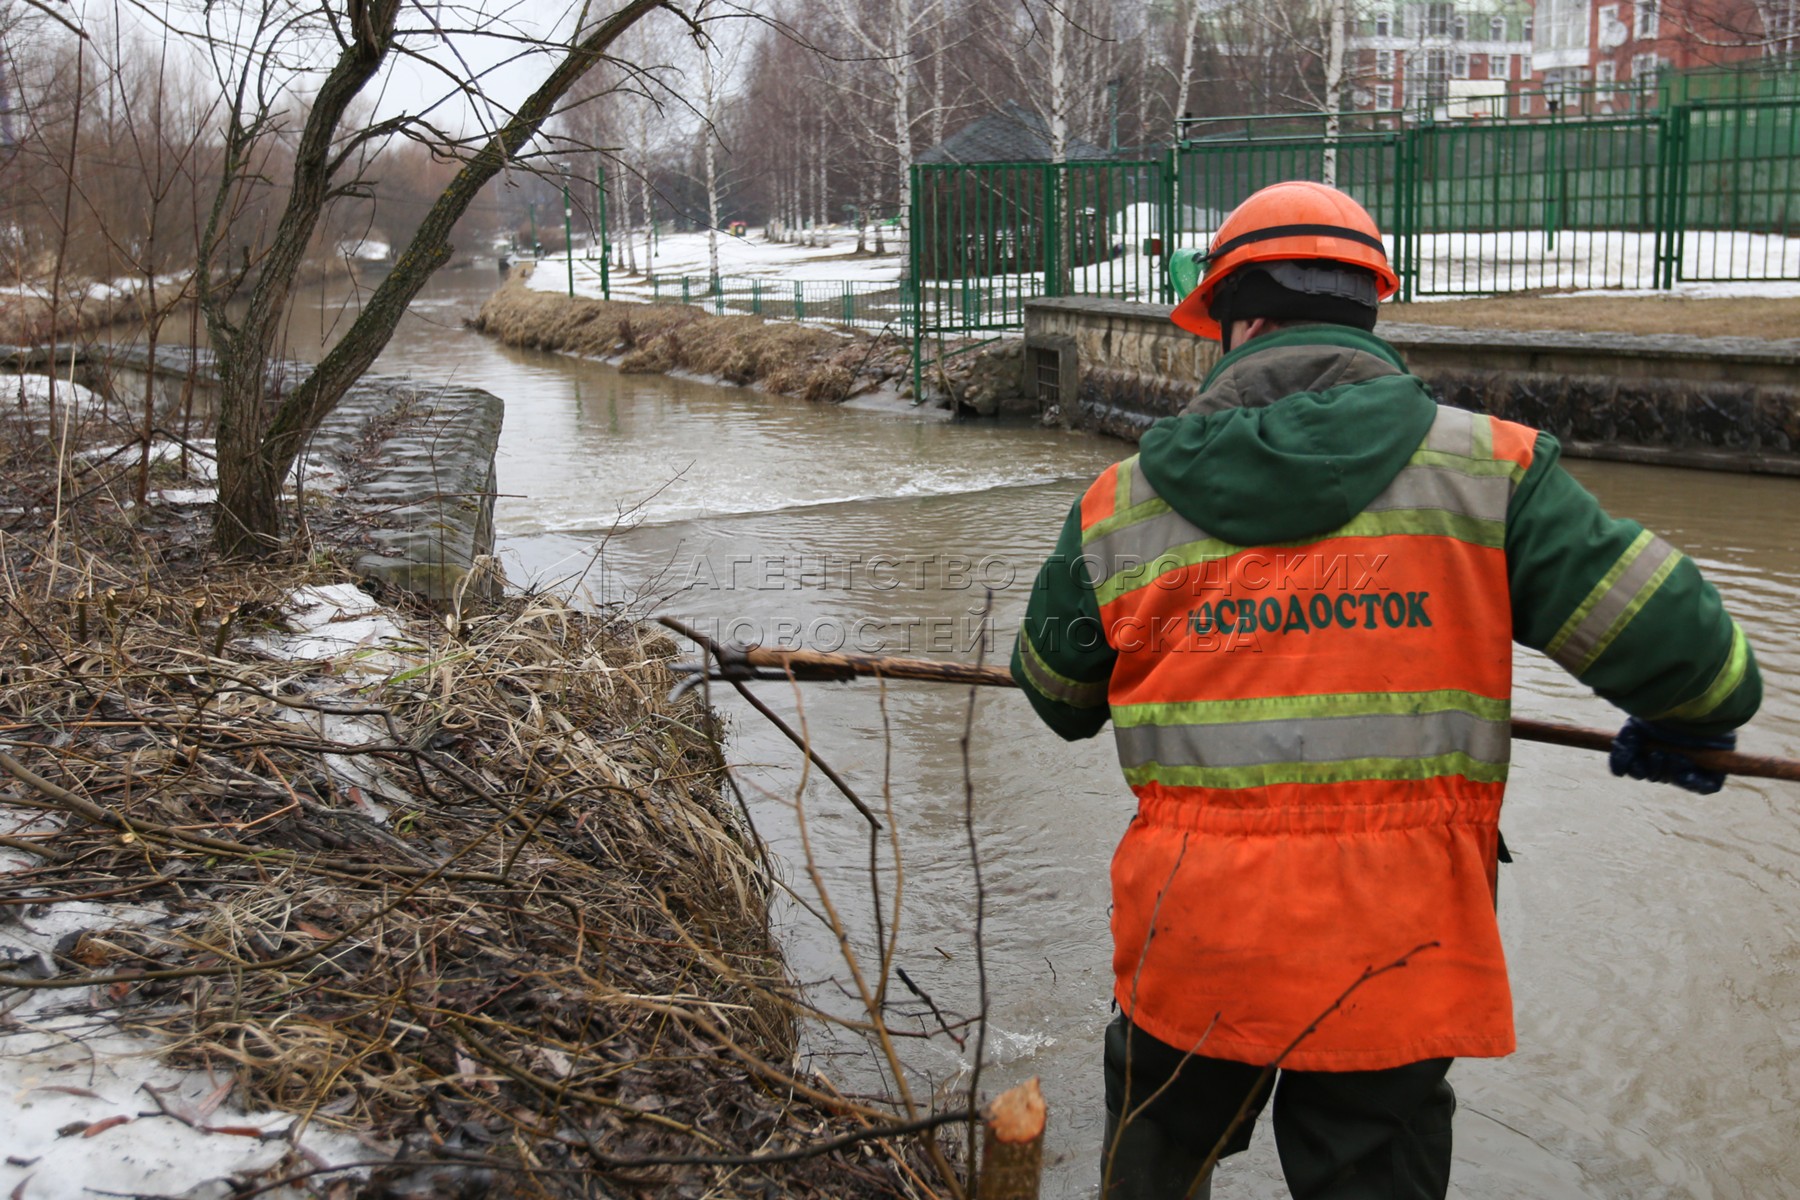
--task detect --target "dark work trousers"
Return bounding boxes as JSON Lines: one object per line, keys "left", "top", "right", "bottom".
{"left": 1101, "top": 1015, "right": 1455, "bottom": 1200}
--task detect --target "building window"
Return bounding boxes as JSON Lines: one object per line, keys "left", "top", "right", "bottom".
{"left": 1427, "top": 3, "right": 1454, "bottom": 36}
{"left": 1376, "top": 85, "right": 1393, "bottom": 109}
{"left": 1636, "top": 0, "right": 1660, "bottom": 37}
{"left": 1524, "top": 16, "right": 1534, "bottom": 40}
{"left": 1631, "top": 52, "right": 1662, "bottom": 87}
{"left": 1377, "top": 49, "right": 1394, "bottom": 73}
{"left": 1454, "top": 52, "right": 1470, "bottom": 76}
{"left": 1425, "top": 48, "right": 1451, "bottom": 100}
{"left": 1596, "top": 58, "right": 1616, "bottom": 97}
{"left": 1375, "top": 10, "right": 1391, "bottom": 35}
{"left": 1454, "top": 13, "right": 1469, "bottom": 37}
{"left": 1491, "top": 53, "right": 1510, "bottom": 77}
{"left": 1522, "top": 53, "right": 1533, "bottom": 75}
{"left": 1490, "top": 14, "right": 1507, "bottom": 38}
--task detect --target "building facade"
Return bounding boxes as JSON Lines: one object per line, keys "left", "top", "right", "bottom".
{"left": 1347, "top": 0, "right": 1793, "bottom": 119}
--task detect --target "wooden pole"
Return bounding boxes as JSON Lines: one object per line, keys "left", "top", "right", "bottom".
{"left": 978, "top": 1077, "right": 1046, "bottom": 1200}
{"left": 657, "top": 619, "right": 1799, "bottom": 783}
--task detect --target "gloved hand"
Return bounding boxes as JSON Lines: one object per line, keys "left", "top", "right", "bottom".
{"left": 1609, "top": 717, "right": 1736, "bottom": 795}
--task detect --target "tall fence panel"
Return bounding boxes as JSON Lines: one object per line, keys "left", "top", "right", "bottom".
{"left": 1410, "top": 116, "right": 1664, "bottom": 294}
{"left": 1664, "top": 100, "right": 1800, "bottom": 284}
{"left": 909, "top": 160, "right": 1167, "bottom": 393}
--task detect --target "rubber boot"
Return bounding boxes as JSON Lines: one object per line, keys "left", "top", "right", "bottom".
{"left": 1101, "top": 1108, "right": 1213, "bottom": 1200}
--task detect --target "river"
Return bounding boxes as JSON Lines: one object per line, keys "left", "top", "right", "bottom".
{"left": 299, "top": 269, "right": 1800, "bottom": 1198}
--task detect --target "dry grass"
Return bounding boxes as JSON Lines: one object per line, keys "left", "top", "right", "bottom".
{"left": 1385, "top": 292, "right": 1800, "bottom": 339}
{"left": 472, "top": 271, "right": 906, "bottom": 404}
{"left": 0, "top": 396, "right": 952, "bottom": 1198}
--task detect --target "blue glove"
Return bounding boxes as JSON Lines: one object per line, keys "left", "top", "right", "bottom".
{"left": 1609, "top": 717, "right": 1735, "bottom": 795}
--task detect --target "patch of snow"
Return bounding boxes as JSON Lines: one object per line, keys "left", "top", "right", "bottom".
{"left": 0, "top": 1010, "right": 370, "bottom": 1200}
{"left": 256, "top": 583, "right": 407, "bottom": 668}
{"left": 523, "top": 225, "right": 1800, "bottom": 312}
{"left": 3, "top": 374, "right": 102, "bottom": 410}
{"left": 339, "top": 239, "right": 392, "bottom": 263}
{"left": 0, "top": 820, "right": 370, "bottom": 1198}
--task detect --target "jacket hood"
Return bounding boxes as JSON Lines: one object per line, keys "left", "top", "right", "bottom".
{"left": 1137, "top": 326, "right": 1437, "bottom": 546}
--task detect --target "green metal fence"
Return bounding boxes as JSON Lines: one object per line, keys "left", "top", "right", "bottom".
{"left": 909, "top": 160, "right": 1165, "bottom": 396}
{"left": 638, "top": 274, "right": 916, "bottom": 332}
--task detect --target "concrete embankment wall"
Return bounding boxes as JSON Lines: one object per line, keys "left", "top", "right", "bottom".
{"left": 2, "top": 343, "right": 503, "bottom": 605}
{"left": 1024, "top": 297, "right": 1800, "bottom": 475}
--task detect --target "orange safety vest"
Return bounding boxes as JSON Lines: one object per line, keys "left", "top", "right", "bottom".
{"left": 1080, "top": 404, "right": 1538, "bottom": 1071}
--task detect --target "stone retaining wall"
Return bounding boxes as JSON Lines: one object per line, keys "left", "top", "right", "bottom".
{"left": 1023, "top": 298, "right": 1800, "bottom": 475}
{"left": 2, "top": 343, "right": 504, "bottom": 604}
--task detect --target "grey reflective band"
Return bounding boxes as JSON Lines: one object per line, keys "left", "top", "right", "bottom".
{"left": 1113, "top": 709, "right": 1512, "bottom": 772}
{"left": 1207, "top": 222, "right": 1388, "bottom": 262}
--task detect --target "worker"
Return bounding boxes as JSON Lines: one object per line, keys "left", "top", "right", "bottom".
{"left": 1009, "top": 180, "right": 1761, "bottom": 1200}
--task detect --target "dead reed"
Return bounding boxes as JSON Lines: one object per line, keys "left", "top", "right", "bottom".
{"left": 0, "top": 387, "right": 956, "bottom": 1197}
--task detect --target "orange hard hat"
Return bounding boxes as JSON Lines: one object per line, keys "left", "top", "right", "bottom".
{"left": 1169, "top": 181, "right": 1399, "bottom": 341}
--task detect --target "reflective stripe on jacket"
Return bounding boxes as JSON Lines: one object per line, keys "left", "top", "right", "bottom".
{"left": 1081, "top": 404, "right": 1535, "bottom": 1070}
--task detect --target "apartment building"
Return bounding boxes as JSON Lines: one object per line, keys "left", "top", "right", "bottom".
{"left": 1349, "top": 0, "right": 1792, "bottom": 119}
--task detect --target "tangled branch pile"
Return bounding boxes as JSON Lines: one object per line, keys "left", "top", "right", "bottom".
{"left": 0, "top": 394, "right": 953, "bottom": 1198}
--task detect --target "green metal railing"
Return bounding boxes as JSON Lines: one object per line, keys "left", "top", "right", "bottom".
{"left": 908, "top": 159, "right": 1165, "bottom": 397}
{"left": 612, "top": 272, "right": 917, "bottom": 333}
{"left": 900, "top": 93, "right": 1798, "bottom": 393}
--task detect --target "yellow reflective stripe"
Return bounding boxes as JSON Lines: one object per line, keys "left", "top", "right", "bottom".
{"left": 1574, "top": 545, "right": 1683, "bottom": 674}
{"left": 1471, "top": 410, "right": 1494, "bottom": 463}
{"left": 1115, "top": 454, "right": 1138, "bottom": 514}
{"left": 1018, "top": 627, "right": 1109, "bottom": 709}
{"left": 1544, "top": 529, "right": 1654, "bottom": 663}
{"left": 1111, "top": 689, "right": 1511, "bottom": 728}
{"left": 1123, "top": 752, "right": 1510, "bottom": 791}
{"left": 1410, "top": 447, "right": 1525, "bottom": 484}
{"left": 1081, "top": 496, "right": 1173, "bottom": 547}
{"left": 1652, "top": 625, "right": 1751, "bottom": 724}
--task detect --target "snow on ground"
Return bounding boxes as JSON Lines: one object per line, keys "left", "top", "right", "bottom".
{"left": 5, "top": 374, "right": 101, "bottom": 410}
{"left": 526, "top": 226, "right": 905, "bottom": 303}
{"left": 0, "top": 583, "right": 418, "bottom": 1198}
{"left": 525, "top": 224, "right": 1800, "bottom": 314}
{"left": 0, "top": 927, "right": 371, "bottom": 1200}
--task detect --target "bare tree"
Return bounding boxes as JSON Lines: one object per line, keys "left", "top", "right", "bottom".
{"left": 165, "top": 0, "right": 680, "bottom": 557}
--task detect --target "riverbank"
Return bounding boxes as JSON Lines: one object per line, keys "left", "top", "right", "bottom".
{"left": 476, "top": 266, "right": 1028, "bottom": 415}
{"left": 0, "top": 384, "right": 951, "bottom": 1198}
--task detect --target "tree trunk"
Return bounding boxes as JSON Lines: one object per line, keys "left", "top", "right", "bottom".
{"left": 207, "top": 0, "right": 665, "bottom": 558}
{"left": 978, "top": 1077, "right": 1046, "bottom": 1200}
{"left": 890, "top": 0, "right": 913, "bottom": 237}
{"left": 1323, "top": 0, "right": 1346, "bottom": 186}
{"left": 702, "top": 45, "right": 721, "bottom": 286}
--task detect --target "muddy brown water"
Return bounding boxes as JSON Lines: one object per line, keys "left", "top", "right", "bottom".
{"left": 258, "top": 272, "right": 1800, "bottom": 1198}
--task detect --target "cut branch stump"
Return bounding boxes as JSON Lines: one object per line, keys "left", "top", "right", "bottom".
{"left": 978, "top": 1076, "right": 1046, "bottom": 1200}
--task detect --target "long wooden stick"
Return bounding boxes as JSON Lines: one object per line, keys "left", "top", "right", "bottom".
{"left": 656, "top": 621, "right": 1799, "bottom": 783}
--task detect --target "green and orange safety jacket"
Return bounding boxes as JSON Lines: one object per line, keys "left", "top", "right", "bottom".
{"left": 1011, "top": 324, "right": 1761, "bottom": 1071}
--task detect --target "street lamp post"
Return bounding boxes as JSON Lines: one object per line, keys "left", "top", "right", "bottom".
{"left": 597, "top": 161, "right": 611, "bottom": 301}
{"left": 559, "top": 163, "right": 575, "bottom": 298}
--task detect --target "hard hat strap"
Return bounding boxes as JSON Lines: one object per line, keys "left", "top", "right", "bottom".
{"left": 1207, "top": 222, "right": 1387, "bottom": 262}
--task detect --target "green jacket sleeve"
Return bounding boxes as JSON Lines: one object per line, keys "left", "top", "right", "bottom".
{"left": 1506, "top": 432, "right": 1761, "bottom": 736}
{"left": 1010, "top": 499, "right": 1117, "bottom": 741}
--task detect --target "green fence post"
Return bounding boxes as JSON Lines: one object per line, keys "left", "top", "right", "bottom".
{"left": 795, "top": 281, "right": 806, "bottom": 321}
{"left": 909, "top": 163, "right": 924, "bottom": 405}
{"left": 842, "top": 281, "right": 854, "bottom": 324}
{"left": 681, "top": 276, "right": 691, "bottom": 306}
{"left": 752, "top": 278, "right": 762, "bottom": 315}
{"left": 1161, "top": 148, "right": 1178, "bottom": 302}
